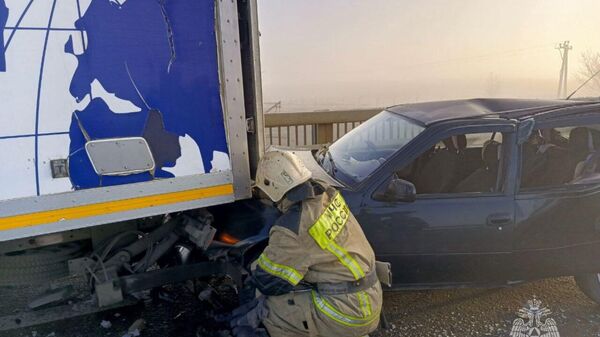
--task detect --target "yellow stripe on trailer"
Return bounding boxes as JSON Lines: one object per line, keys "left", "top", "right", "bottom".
{"left": 0, "top": 184, "right": 234, "bottom": 231}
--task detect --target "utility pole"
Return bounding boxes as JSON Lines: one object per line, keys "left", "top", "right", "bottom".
{"left": 556, "top": 41, "right": 572, "bottom": 98}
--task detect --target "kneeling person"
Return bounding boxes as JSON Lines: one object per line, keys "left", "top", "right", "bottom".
{"left": 238, "top": 150, "right": 382, "bottom": 337}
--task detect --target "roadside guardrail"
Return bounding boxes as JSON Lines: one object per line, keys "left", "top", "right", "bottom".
{"left": 263, "top": 108, "right": 382, "bottom": 147}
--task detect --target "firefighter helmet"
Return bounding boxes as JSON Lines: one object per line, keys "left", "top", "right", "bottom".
{"left": 255, "top": 150, "right": 312, "bottom": 202}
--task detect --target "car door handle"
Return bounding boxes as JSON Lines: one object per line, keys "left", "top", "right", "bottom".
{"left": 486, "top": 213, "right": 513, "bottom": 227}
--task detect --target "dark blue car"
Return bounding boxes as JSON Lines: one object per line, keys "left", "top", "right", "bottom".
{"left": 273, "top": 98, "right": 600, "bottom": 304}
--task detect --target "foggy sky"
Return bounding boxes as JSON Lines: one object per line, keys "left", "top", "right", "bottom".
{"left": 258, "top": 0, "right": 600, "bottom": 111}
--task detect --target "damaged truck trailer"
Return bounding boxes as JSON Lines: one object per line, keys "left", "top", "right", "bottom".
{"left": 0, "top": 0, "right": 268, "bottom": 330}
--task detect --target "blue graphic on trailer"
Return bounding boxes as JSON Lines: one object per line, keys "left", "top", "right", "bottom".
{"left": 0, "top": 0, "right": 231, "bottom": 199}
{"left": 68, "top": 0, "right": 229, "bottom": 189}
{"left": 0, "top": 0, "right": 7, "bottom": 72}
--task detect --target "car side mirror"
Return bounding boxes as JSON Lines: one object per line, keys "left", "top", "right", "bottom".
{"left": 373, "top": 178, "right": 416, "bottom": 203}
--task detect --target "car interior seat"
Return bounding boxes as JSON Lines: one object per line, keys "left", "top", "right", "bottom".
{"left": 520, "top": 131, "right": 544, "bottom": 188}
{"left": 454, "top": 140, "right": 501, "bottom": 193}
{"left": 569, "top": 127, "right": 595, "bottom": 180}
{"left": 413, "top": 135, "right": 466, "bottom": 194}
{"left": 571, "top": 127, "right": 598, "bottom": 181}
{"left": 396, "top": 146, "right": 435, "bottom": 182}
{"left": 520, "top": 130, "right": 570, "bottom": 188}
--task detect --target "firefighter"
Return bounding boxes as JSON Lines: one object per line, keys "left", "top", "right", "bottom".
{"left": 231, "top": 150, "right": 383, "bottom": 337}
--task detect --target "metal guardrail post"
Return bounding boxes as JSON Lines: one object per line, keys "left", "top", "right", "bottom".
{"left": 316, "top": 123, "right": 333, "bottom": 144}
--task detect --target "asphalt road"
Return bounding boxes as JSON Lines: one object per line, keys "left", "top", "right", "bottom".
{"left": 373, "top": 277, "right": 600, "bottom": 337}
{"left": 3, "top": 277, "right": 600, "bottom": 337}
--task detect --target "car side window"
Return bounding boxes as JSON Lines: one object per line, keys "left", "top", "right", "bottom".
{"left": 520, "top": 124, "right": 600, "bottom": 191}
{"left": 394, "top": 132, "right": 505, "bottom": 195}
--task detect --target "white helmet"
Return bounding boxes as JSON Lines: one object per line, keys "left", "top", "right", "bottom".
{"left": 255, "top": 150, "right": 312, "bottom": 202}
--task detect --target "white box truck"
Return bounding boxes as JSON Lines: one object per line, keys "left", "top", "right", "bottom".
{"left": 0, "top": 0, "right": 266, "bottom": 329}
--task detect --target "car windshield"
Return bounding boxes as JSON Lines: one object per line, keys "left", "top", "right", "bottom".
{"left": 320, "top": 111, "right": 424, "bottom": 184}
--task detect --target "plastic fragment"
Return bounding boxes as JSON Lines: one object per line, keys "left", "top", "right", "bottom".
{"left": 128, "top": 318, "right": 146, "bottom": 335}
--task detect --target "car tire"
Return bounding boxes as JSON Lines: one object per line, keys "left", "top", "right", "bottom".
{"left": 575, "top": 273, "right": 600, "bottom": 304}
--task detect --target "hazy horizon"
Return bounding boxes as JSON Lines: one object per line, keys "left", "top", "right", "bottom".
{"left": 258, "top": 0, "right": 600, "bottom": 112}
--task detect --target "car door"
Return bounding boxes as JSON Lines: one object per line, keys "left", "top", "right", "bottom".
{"left": 513, "top": 115, "right": 600, "bottom": 280}
{"left": 355, "top": 121, "right": 518, "bottom": 287}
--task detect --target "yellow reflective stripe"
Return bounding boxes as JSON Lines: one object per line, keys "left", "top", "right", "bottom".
{"left": 358, "top": 292, "right": 367, "bottom": 317}
{"left": 257, "top": 253, "right": 303, "bottom": 286}
{"left": 306, "top": 193, "right": 376, "bottom": 326}
{"left": 326, "top": 241, "right": 365, "bottom": 280}
{"left": 309, "top": 192, "right": 351, "bottom": 250}
{"left": 308, "top": 192, "right": 366, "bottom": 280}
{"left": 358, "top": 291, "right": 372, "bottom": 317}
{"left": 311, "top": 291, "right": 379, "bottom": 327}
{"left": 0, "top": 184, "right": 234, "bottom": 231}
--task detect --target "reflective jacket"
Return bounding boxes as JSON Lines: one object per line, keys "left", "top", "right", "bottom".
{"left": 254, "top": 181, "right": 382, "bottom": 335}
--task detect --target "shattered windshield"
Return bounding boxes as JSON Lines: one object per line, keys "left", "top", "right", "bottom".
{"left": 322, "top": 111, "right": 424, "bottom": 184}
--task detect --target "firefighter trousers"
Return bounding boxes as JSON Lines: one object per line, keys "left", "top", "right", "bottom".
{"left": 262, "top": 287, "right": 380, "bottom": 337}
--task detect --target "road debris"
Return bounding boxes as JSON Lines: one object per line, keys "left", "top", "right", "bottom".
{"left": 122, "top": 330, "right": 140, "bottom": 337}
{"left": 100, "top": 320, "right": 112, "bottom": 329}
{"left": 126, "top": 318, "right": 146, "bottom": 337}
{"left": 4, "top": 277, "right": 600, "bottom": 337}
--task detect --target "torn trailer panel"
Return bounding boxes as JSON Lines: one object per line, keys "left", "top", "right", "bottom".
{"left": 0, "top": 0, "right": 265, "bottom": 329}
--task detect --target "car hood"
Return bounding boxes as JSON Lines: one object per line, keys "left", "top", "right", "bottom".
{"left": 271, "top": 147, "right": 343, "bottom": 188}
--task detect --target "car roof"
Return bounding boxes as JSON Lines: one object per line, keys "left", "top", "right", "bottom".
{"left": 386, "top": 98, "right": 599, "bottom": 126}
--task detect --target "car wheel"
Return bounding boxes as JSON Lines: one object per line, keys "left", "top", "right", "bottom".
{"left": 575, "top": 273, "right": 600, "bottom": 304}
